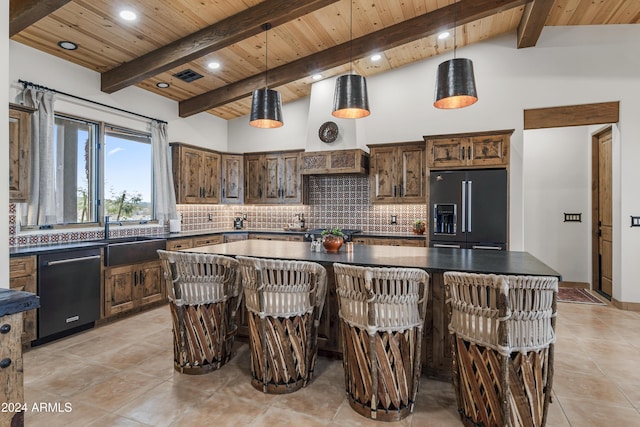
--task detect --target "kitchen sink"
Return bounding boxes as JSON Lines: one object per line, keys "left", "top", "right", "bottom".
{"left": 103, "top": 237, "right": 166, "bottom": 267}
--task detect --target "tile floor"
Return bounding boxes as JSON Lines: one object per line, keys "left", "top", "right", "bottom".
{"left": 22, "top": 294, "right": 640, "bottom": 426}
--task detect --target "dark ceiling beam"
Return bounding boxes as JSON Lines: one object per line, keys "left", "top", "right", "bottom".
{"left": 517, "top": 0, "right": 555, "bottom": 48}
{"left": 180, "top": 0, "right": 530, "bottom": 118}
{"left": 100, "top": 0, "right": 339, "bottom": 94}
{"left": 10, "top": 0, "right": 72, "bottom": 36}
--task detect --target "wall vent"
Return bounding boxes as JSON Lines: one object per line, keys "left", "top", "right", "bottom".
{"left": 173, "top": 69, "right": 203, "bottom": 82}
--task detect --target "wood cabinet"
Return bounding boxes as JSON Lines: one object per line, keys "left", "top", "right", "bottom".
{"left": 224, "top": 233, "right": 248, "bottom": 243}
{"left": 248, "top": 233, "right": 304, "bottom": 242}
{"left": 244, "top": 150, "right": 303, "bottom": 204}
{"left": 369, "top": 142, "right": 426, "bottom": 203}
{"left": 352, "top": 236, "right": 426, "bottom": 247}
{"left": 221, "top": 154, "right": 244, "bottom": 204}
{"left": 425, "top": 130, "right": 512, "bottom": 169}
{"left": 9, "top": 256, "right": 37, "bottom": 347}
{"left": 9, "top": 104, "right": 35, "bottom": 202}
{"left": 166, "top": 235, "right": 224, "bottom": 251}
{"left": 0, "top": 311, "right": 25, "bottom": 426}
{"left": 171, "top": 143, "right": 221, "bottom": 204}
{"left": 104, "top": 260, "right": 164, "bottom": 317}
{"left": 301, "top": 149, "right": 369, "bottom": 175}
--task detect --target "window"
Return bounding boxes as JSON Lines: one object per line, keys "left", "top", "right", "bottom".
{"left": 20, "top": 115, "right": 154, "bottom": 227}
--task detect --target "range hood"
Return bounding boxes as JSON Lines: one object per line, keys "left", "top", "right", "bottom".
{"left": 301, "top": 149, "right": 369, "bottom": 175}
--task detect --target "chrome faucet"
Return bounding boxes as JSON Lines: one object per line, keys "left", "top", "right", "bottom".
{"left": 104, "top": 215, "right": 122, "bottom": 240}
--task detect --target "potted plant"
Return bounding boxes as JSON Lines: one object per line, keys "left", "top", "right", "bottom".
{"left": 412, "top": 219, "right": 426, "bottom": 235}
{"left": 321, "top": 227, "right": 345, "bottom": 252}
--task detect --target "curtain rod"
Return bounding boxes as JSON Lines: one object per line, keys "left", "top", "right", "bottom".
{"left": 18, "top": 79, "right": 168, "bottom": 125}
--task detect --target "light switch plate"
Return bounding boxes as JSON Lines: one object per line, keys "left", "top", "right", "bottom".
{"left": 564, "top": 213, "right": 581, "bottom": 222}
{"left": 631, "top": 216, "right": 640, "bottom": 227}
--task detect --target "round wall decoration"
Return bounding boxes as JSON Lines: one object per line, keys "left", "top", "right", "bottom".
{"left": 318, "top": 121, "right": 339, "bottom": 143}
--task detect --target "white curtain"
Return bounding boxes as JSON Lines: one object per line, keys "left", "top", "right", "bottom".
{"left": 151, "top": 121, "right": 178, "bottom": 223}
{"left": 20, "top": 87, "right": 57, "bottom": 226}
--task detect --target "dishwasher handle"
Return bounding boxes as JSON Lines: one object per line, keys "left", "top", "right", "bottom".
{"left": 44, "top": 255, "right": 101, "bottom": 267}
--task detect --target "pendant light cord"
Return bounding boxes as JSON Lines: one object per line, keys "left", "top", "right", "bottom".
{"left": 349, "top": 0, "right": 353, "bottom": 74}
{"left": 453, "top": 2, "right": 457, "bottom": 60}
{"left": 264, "top": 23, "right": 271, "bottom": 89}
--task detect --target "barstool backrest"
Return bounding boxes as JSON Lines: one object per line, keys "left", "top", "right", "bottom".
{"left": 237, "top": 256, "right": 327, "bottom": 318}
{"left": 333, "top": 263, "right": 429, "bottom": 334}
{"left": 158, "top": 250, "right": 240, "bottom": 306}
{"left": 445, "top": 272, "right": 558, "bottom": 355}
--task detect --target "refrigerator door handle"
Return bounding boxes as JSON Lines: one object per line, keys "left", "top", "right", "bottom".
{"left": 467, "top": 180, "right": 472, "bottom": 232}
{"left": 434, "top": 243, "right": 462, "bottom": 249}
{"left": 461, "top": 181, "right": 466, "bottom": 233}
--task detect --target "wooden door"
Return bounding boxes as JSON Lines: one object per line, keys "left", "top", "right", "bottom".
{"left": 468, "top": 134, "right": 509, "bottom": 166}
{"left": 263, "top": 154, "right": 282, "bottom": 203}
{"left": 138, "top": 261, "right": 164, "bottom": 307}
{"left": 104, "top": 265, "right": 137, "bottom": 316}
{"left": 370, "top": 146, "right": 396, "bottom": 202}
{"left": 281, "top": 152, "right": 301, "bottom": 203}
{"left": 9, "top": 106, "right": 32, "bottom": 202}
{"left": 398, "top": 145, "right": 425, "bottom": 202}
{"left": 201, "top": 151, "right": 220, "bottom": 203}
{"left": 427, "top": 138, "right": 466, "bottom": 168}
{"left": 244, "top": 155, "right": 263, "bottom": 203}
{"left": 594, "top": 128, "right": 613, "bottom": 297}
{"left": 221, "top": 154, "right": 244, "bottom": 204}
{"left": 180, "top": 147, "right": 204, "bottom": 203}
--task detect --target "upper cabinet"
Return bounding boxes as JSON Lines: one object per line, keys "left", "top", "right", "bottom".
{"left": 244, "top": 150, "right": 303, "bottom": 204}
{"left": 9, "top": 103, "right": 35, "bottom": 202}
{"left": 425, "top": 130, "right": 513, "bottom": 169}
{"left": 171, "top": 143, "right": 220, "bottom": 204}
{"left": 369, "top": 142, "right": 426, "bottom": 204}
{"left": 221, "top": 154, "right": 244, "bottom": 204}
{"left": 301, "top": 149, "right": 369, "bottom": 175}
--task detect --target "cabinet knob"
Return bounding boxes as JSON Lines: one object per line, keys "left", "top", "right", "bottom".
{"left": 0, "top": 324, "right": 10, "bottom": 334}
{"left": 0, "top": 358, "right": 11, "bottom": 369}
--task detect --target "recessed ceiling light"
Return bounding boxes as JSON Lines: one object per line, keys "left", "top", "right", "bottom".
{"left": 312, "top": 74, "right": 323, "bottom": 80}
{"left": 438, "top": 31, "right": 450, "bottom": 40}
{"left": 156, "top": 82, "right": 170, "bottom": 88}
{"left": 370, "top": 54, "right": 382, "bottom": 61}
{"left": 119, "top": 10, "right": 137, "bottom": 21}
{"left": 207, "top": 61, "right": 221, "bottom": 70}
{"left": 58, "top": 41, "right": 78, "bottom": 50}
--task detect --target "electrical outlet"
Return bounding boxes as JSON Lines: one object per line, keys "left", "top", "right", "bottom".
{"left": 391, "top": 215, "right": 397, "bottom": 225}
{"left": 242, "top": 213, "right": 247, "bottom": 220}
{"left": 208, "top": 213, "right": 213, "bottom": 221}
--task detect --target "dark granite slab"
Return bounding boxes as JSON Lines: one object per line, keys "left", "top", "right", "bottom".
{"left": 183, "top": 240, "right": 561, "bottom": 278}
{"left": 0, "top": 288, "right": 40, "bottom": 317}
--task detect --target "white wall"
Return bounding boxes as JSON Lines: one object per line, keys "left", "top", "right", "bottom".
{"left": 227, "top": 24, "right": 640, "bottom": 303}
{"left": 1, "top": 3, "right": 9, "bottom": 288}
{"left": 9, "top": 42, "right": 228, "bottom": 151}
{"left": 523, "top": 127, "right": 592, "bottom": 284}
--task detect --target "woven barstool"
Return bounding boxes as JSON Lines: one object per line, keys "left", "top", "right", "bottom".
{"left": 158, "top": 250, "right": 242, "bottom": 375}
{"left": 444, "top": 272, "right": 558, "bottom": 427}
{"left": 333, "top": 263, "right": 429, "bottom": 421}
{"left": 237, "top": 256, "right": 327, "bottom": 394}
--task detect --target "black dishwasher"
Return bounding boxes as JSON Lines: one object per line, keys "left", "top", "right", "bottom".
{"left": 37, "top": 248, "right": 101, "bottom": 343}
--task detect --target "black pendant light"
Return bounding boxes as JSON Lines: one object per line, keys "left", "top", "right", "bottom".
{"left": 434, "top": 6, "right": 478, "bottom": 109}
{"left": 332, "top": 1, "right": 370, "bottom": 119}
{"left": 250, "top": 23, "right": 283, "bottom": 128}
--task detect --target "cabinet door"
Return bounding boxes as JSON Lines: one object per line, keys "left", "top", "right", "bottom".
{"left": 9, "top": 107, "right": 31, "bottom": 202}
{"left": 0, "top": 312, "right": 23, "bottom": 427}
{"left": 370, "top": 146, "right": 396, "bottom": 202}
{"left": 201, "top": 151, "right": 220, "bottom": 203}
{"left": 193, "top": 235, "right": 223, "bottom": 247}
{"left": 399, "top": 145, "right": 425, "bottom": 202}
{"left": 138, "top": 261, "right": 164, "bottom": 307}
{"left": 263, "top": 154, "right": 282, "bottom": 203}
{"left": 9, "top": 257, "right": 37, "bottom": 345}
{"left": 180, "top": 147, "right": 204, "bottom": 203}
{"left": 427, "top": 138, "right": 466, "bottom": 168}
{"left": 104, "top": 265, "right": 137, "bottom": 316}
{"left": 468, "top": 134, "right": 509, "bottom": 166}
{"left": 244, "top": 155, "right": 264, "bottom": 203}
{"left": 166, "top": 238, "right": 193, "bottom": 251}
{"left": 281, "top": 152, "right": 302, "bottom": 203}
{"left": 221, "top": 154, "right": 244, "bottom": 204}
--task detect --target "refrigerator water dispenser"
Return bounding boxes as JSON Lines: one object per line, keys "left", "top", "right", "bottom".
{"left": 434, "top": 203, "right": 456, "bottom": 234}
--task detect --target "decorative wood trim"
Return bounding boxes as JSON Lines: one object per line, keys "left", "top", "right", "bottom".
{"left": 179, "top": 0, "right": 528, "bottom": 117}
{"left": 9, "top": 0, "right": 72, "bottom": 36}
{"left": 423, "top": 129, "right": 515, "bottom": 140}
{"left": 100, "top": 0, "right": 339, "bottom": 93}
{"left": 517, "top": 0, "right": 555, "bottom": 49}
{"left": 524, "top": 101, "right": 620, "bottom": 130}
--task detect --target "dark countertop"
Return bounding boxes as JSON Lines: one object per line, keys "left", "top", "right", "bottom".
{"left": 183, "top": 240, "right": 561, "bottom": 278}
{"left": 0, "top": 288, "right": 40, "bottom": 317}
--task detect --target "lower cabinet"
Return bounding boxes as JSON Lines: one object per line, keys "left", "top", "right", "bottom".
{"left": 248, "top": 233, "right": 303, "bottom": 242}
{"left": 9, "top": 256, "right": 37, "bottom": 348}
{"left": 166, "top": 234, "right": 224, "bottom": 251}
{"left": 104, "top": 260, "right": 164, "bottom": 317}
{"left": 0, "top": 311, "right": 25, "bottom": 427}
{"left": 353, "top": 236, "right": 426, "bottom": 247}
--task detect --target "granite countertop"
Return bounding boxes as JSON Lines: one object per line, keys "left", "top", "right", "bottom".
{"left": 0, "top": 288, "right": 40, "bottom": 317}
{"left": 184, "top": 240, "right": 561, "bottom": 278}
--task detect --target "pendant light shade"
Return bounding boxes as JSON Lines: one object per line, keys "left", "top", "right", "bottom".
{"left": 249, "top": 88, "right": 283, "bottom": 128}
{"left": 249, "top": 23, "right": 283, "bottom": 128}
{"left": 332, "top": 74, "right": 370, "bottom": 119}
{"left": 434, "top": 58, "right": 478, "bottom": 109}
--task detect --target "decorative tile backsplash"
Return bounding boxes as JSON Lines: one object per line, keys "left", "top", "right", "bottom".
{"left": 9, "top": 175, "right": 427, "bottom": 248}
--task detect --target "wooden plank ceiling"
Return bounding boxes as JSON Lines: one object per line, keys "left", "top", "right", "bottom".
{"left": 10, "top": 0, "right": 640, "bottom": 120}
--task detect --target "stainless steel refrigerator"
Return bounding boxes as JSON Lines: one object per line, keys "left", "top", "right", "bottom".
{"left": 429, "top": 169, "right": 507, "bottom": 250}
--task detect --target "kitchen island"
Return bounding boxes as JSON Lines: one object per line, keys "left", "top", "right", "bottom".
{"left": 184, "top": 240, "right": 560, "bottom": 379}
